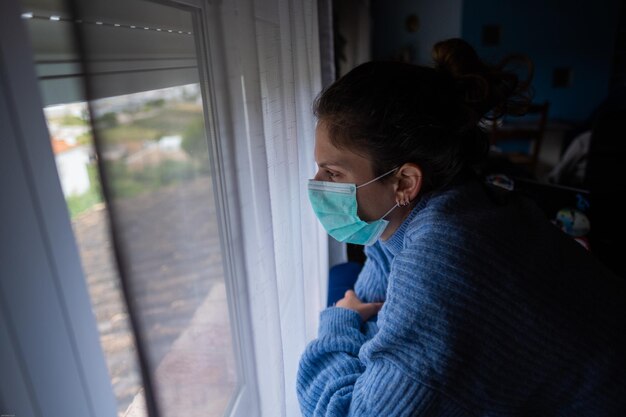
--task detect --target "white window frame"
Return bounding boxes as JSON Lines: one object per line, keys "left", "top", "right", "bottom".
{"left": 0, "top": 0, "right": 261, "bottom": 415}
{"left": 179, "top": 0, "right": 261, "bottom": 415}
{"left": 0, "top": 0, "right": 117, "bottom": 415}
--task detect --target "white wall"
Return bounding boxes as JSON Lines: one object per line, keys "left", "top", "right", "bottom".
{"left": 56, "top": 146, "right": 91, "bottom": 196}
{"left": 372, "top": 0, "right": 463, "bottom": 65}
{"left": 415, "top": 0, "right": 463, "bottom": 65}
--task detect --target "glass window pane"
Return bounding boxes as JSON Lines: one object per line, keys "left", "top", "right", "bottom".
{"left": 44, "top": 97, "right": 145, "bottom": 417}
{"left": 92, "top": 84, "right": 237, "bottom": 416}
{"left": 21, "top": 0, "right": 240, "bottom": 415}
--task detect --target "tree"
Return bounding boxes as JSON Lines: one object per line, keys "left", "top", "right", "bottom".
{"left": 181, "top": 117, "right": 207, "bottom": 158}
{"left": 95, "top": 112, "right": 118, "bottom": 129}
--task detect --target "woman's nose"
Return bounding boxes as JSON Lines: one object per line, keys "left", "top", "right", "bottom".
{"left": 313, "top": 170, "right": 323, "bottom": 181}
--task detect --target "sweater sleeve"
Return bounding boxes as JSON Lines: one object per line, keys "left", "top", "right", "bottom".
{"left": 296, "top": 242, "right": 472, "bottom": 417}
{"left": 296, "top": 307, "right": 468, "bottom": 417}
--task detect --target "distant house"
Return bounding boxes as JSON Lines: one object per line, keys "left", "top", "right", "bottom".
{"left": 126, "top": 135, "right": 188, "bottom": 171}
{"left": 158, "top": 135, "right": 183, "bottom": 151}
{"left": 48, "top": 125, "right": 90, "bottom": 145}
{"left": 51, "top": 138, "right": 91, "bottom": 197}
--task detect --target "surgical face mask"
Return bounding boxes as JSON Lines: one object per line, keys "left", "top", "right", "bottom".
{"left": 308, "top": 168, "right": 399, "bottom": 246}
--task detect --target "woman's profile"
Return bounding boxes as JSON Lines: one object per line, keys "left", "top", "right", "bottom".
{"left": 297, "top": 38, "right": 625, "bottom": 416}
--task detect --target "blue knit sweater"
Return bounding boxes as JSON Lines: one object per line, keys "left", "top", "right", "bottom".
{"left": 297, "top": 180, "right": 626, "bottom": 416}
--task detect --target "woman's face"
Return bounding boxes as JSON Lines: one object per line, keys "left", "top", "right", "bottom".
{"left": 313, "top": 121, "right": 397, "bottom": 223}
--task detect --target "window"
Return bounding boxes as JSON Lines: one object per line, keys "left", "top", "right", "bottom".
{"left": 4, "top": 0, "right": 322, "bottom": 415}
{"left": 20, "top": 0, "right": 253, "bottom": 415}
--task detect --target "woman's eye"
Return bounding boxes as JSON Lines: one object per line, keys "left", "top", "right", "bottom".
{"left": 326, "top": 170, "right": 337, "bottom": 179}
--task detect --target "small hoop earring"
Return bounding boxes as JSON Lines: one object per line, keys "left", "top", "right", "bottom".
{"left": 397, "top": 197, "right": 410, "bottom": 207}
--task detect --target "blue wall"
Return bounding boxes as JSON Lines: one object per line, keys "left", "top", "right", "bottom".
{"left": 462, "top": 0, "right": 621, "bottom": 123}
{"left": 372, "top": 0, "right": 621, "bottom": 123}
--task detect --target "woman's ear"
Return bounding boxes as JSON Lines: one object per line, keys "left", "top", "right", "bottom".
{"left": 394, "top": 163, "right": 422, "bottom": 206}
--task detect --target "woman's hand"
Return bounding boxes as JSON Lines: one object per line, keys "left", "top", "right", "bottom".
{"left": 335, "top": 290, "right": 384, "bottom": 322}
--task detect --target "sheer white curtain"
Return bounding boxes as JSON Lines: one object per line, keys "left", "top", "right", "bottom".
{"left": 212, "top": 0, "right": 326, "bottom": 416}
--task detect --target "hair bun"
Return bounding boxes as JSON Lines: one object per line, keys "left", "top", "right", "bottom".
{"left": 432, "top": 38, "right": 483, "bottom": 78}
{"left": 432, "top": 38, "right": 533, "bottom": 120}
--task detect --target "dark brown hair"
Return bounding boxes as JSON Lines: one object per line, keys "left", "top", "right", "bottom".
{"left": 314, "top": 38, "right": 533, "bottom": 191}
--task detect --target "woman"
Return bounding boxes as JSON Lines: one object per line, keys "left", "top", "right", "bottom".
{"left": 297, "top": 39, "right": 625, "bottom": 416}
